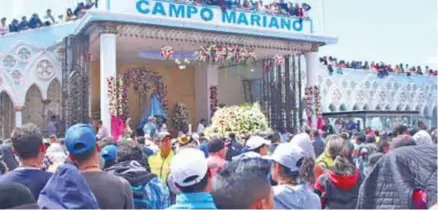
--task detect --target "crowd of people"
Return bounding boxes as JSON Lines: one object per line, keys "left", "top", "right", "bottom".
{"left": 0, "top": 0, "right": 312, "bottom": 36}
{"left": 320, "top": 56, "right": 438, "bottom": 77}
{"left": 0, "top": 116, "right": 436, "bottom": 209}
{"left": 0, "top": 0, "right": 96, "bottom": 36}
{"left": 206, "top": 0, "right": 312, "bottom": 19}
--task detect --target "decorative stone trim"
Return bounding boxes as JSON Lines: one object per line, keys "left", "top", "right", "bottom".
{"left": 98, "top": 23, "right": 118, "bottom": 36}
{"left": 89, "top": 23, "right": 315, "bottom": 54}
{"left": 14, "top": 106, "right": 24, "bottom": 112}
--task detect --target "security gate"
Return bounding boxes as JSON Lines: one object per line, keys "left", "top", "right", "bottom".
{"left": 61, "top": 35, "right": 90, "bottom": 133}
{"left": 262, "top": 55, "right": 304, "bottom": 133}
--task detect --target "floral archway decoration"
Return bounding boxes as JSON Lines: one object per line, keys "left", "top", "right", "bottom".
{"left": 108, "top": 68, "right": 168, "bottom": 118}
{"left": 121, "top": 68, "right": 168, "bottom": 116}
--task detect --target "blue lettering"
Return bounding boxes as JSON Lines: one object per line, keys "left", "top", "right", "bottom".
{"left": 200, "top": 8, "right": 213, "bottom": 21}
{"left": 222, "top": 10, "right": 236, "bottom": 23}
{"left": 187, "top": 6, "right": 198, "bottom": 18}
{"left": 169, "top": 4, "right": 185, "bottom": 18}
{"left": 280, "top": 18, "right": 291, "bottom": 30}
{"left": 237, "top": 13, "right": 249, "bottom": 25}
{"left": 136, "top": 0, "right": 150, "bottom": 14}
{"left": 152, "top": 2, "right": 166, "bottom": 16}
{"left": 268, "top": 17, "right": 279, "bottom": 29}
{"left": 250, "top": 14, "right": 261, "bottom": 26}
{"left": 262, "top": 15, "right": 267, "bottom": 27}
{"left": 292, "top": 19, "right": 303, "bottom": 32}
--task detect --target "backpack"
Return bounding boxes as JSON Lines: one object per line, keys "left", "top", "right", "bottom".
{"left": 131, "top": 176, "right": 170, "bottom": 209}
{"left": 132, "top": 184, "right": 152, "bottom": 209}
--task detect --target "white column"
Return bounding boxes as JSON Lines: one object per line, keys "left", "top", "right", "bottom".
{"left": 195, "top": 63, "right": 219, "bottom": 123}
{"left": 100, "top": 32, "right": 117, "bottom": 136}
{"left": 14, "top": 106, "right": 23, "bottom": 127}
{"left": 305, "top": 51, "right": 318, "bottom": 129}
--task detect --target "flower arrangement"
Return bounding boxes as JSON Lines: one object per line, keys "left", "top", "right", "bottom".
{"left": 204, "top": 103, "right": 271, "bottom": 142}
{"left": 107, "top": 76, "right": 126, "bottom": 117}
{"left": 209, "top": 85, "right": 218, "bottom": 116}
{"left": 195, "top": 44, "right": 256, "bottom": 64}
{"left": 171, "top": 103, "right": 190, "bottom": 131}
{"left": 107, "top": 76, "right": 117, "bottom": 116}
{"left": 314, "top": 86, "right": 321, "bottom": 114}
{"left": 273, "top": 55, "right": 285, "bottom": 66}
{"left": 161, "top": 46, "right": 174, "bottom": 60}
{"left": 304, "top": 86, "right": 313, "bottom": 114}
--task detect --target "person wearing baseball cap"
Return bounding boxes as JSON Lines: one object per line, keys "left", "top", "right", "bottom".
{"left": 206, "top": 138, "right": 228, "bottom": 177}
{"left": 100, "top": 144, "right": 118, "bottom": 169}
{"left": 167, "top": 147, "right": 216, "bottom": 209}
{"left": 233, "top": 136, "right": 271, "bottom": 160}
{"left": 267, "top": 143, "right": 321, "bottom": 209}
{"left": 65, "top": 124, "right": 133, "bottom": 209}
{"left": 148, "top": 132, "right": 174, "bottom": 182}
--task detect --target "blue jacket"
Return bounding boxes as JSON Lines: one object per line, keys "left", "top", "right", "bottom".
{"left": 0, "top": 168, "right": 51, "bottom": 199}
{"left": 38, "top": 164, "right": 99, "bottom": 209}
{"left": 167, "top": 192, "right": 217, "bottom": 209}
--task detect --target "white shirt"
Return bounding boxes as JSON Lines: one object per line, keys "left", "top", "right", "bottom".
{"left": 96, "top": 126, "right": 109, "bottom": 139}
{"left": 160, "top": 123, "right": 168, "bottom": 132}
{"left": 197, "top": 123, "right": 205, "bottom": 134}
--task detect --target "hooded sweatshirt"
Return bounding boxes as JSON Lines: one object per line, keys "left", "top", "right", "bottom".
{"left": 105, "top": 160, "right": 171, "bottom": 209}
{"left": 315, "top": 169, "right": 362, "bottom": 209}
{"left": 273, "top": 184, "right": 321, "bottom": 209}
{"left": 38, "top": 164, "right": 99, "bottom": 209}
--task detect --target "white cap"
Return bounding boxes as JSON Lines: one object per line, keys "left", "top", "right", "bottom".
{"left": 290, "top": 133, "right": 315, "bottom": 159}
{"left": 170, "top": 148, "right": 208, "bottom": 187}
{"left": 246, "top": 136, "right": 271, "bottom": 150}
{"left": 265, "top": 143, "right": 304, "bottom": 172}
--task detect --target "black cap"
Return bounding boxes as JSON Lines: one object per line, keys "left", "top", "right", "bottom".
{"left": 208, "top": 138, "right": 225, "bottom": 153}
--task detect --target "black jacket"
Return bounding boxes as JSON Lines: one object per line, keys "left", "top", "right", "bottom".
{"left": 356, "top": 144, "right": 437, "bottom": 209}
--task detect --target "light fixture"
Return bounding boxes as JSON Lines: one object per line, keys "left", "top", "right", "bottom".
{"left": 250, "top": 69, "right": 254, "bottom": 72}
{"left": 179, "top": 64, "right": 187, "bottom": 70}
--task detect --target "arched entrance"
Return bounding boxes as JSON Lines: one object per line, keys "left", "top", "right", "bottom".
{"left": 339, "top": 104, "right": 347, "bottom": 111}
{"left": 23, "top": 85, "right": 44, "bottom": 132}
{"left": 44, "top": 79, "right": 61, "bottom": 136}
{"left": 352, "top": 104, "right": 359, "bottom": 110}
{"left": 0, "top": 91, "right": 15, "bottom": 139}
{"left": 328, "top": 103, "right": 336, "bottom": 112}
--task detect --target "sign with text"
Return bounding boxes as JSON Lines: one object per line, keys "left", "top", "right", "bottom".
{"left": 109, "top": 0, "right": 312, "bottom": 34}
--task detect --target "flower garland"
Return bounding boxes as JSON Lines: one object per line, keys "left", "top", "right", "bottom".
{"left": 107, "top": 76, "right": 127, "bottom": 117}
{"left": 119, "top": 68, "right": 168, "bottom": 117}
{"left": 273, "top": 55, "right": 285, "bottom": 66}
{"left": 195, "top": 44, "right": 256, "bottom": 64}
{"left": 304, "top": 86, "right": 313, "bottom": 114}
{"left": 160, "top": 46, "right": 174, "bottom": 60}
{"left": 172, "top": 103, "right": 190, "bottom": 131}
{"left": 209, "top": 85, "right": 218, "bottom": 116}
{"left": 314, "top": 86, "right": 321, "bottom": 114}
{"left": 107, "top": 76, "right": 118, "bottom": 116}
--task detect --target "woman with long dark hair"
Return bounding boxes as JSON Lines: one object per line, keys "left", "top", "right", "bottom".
{"left": 314, "top": 135, "right": 362, "bottom": 209}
